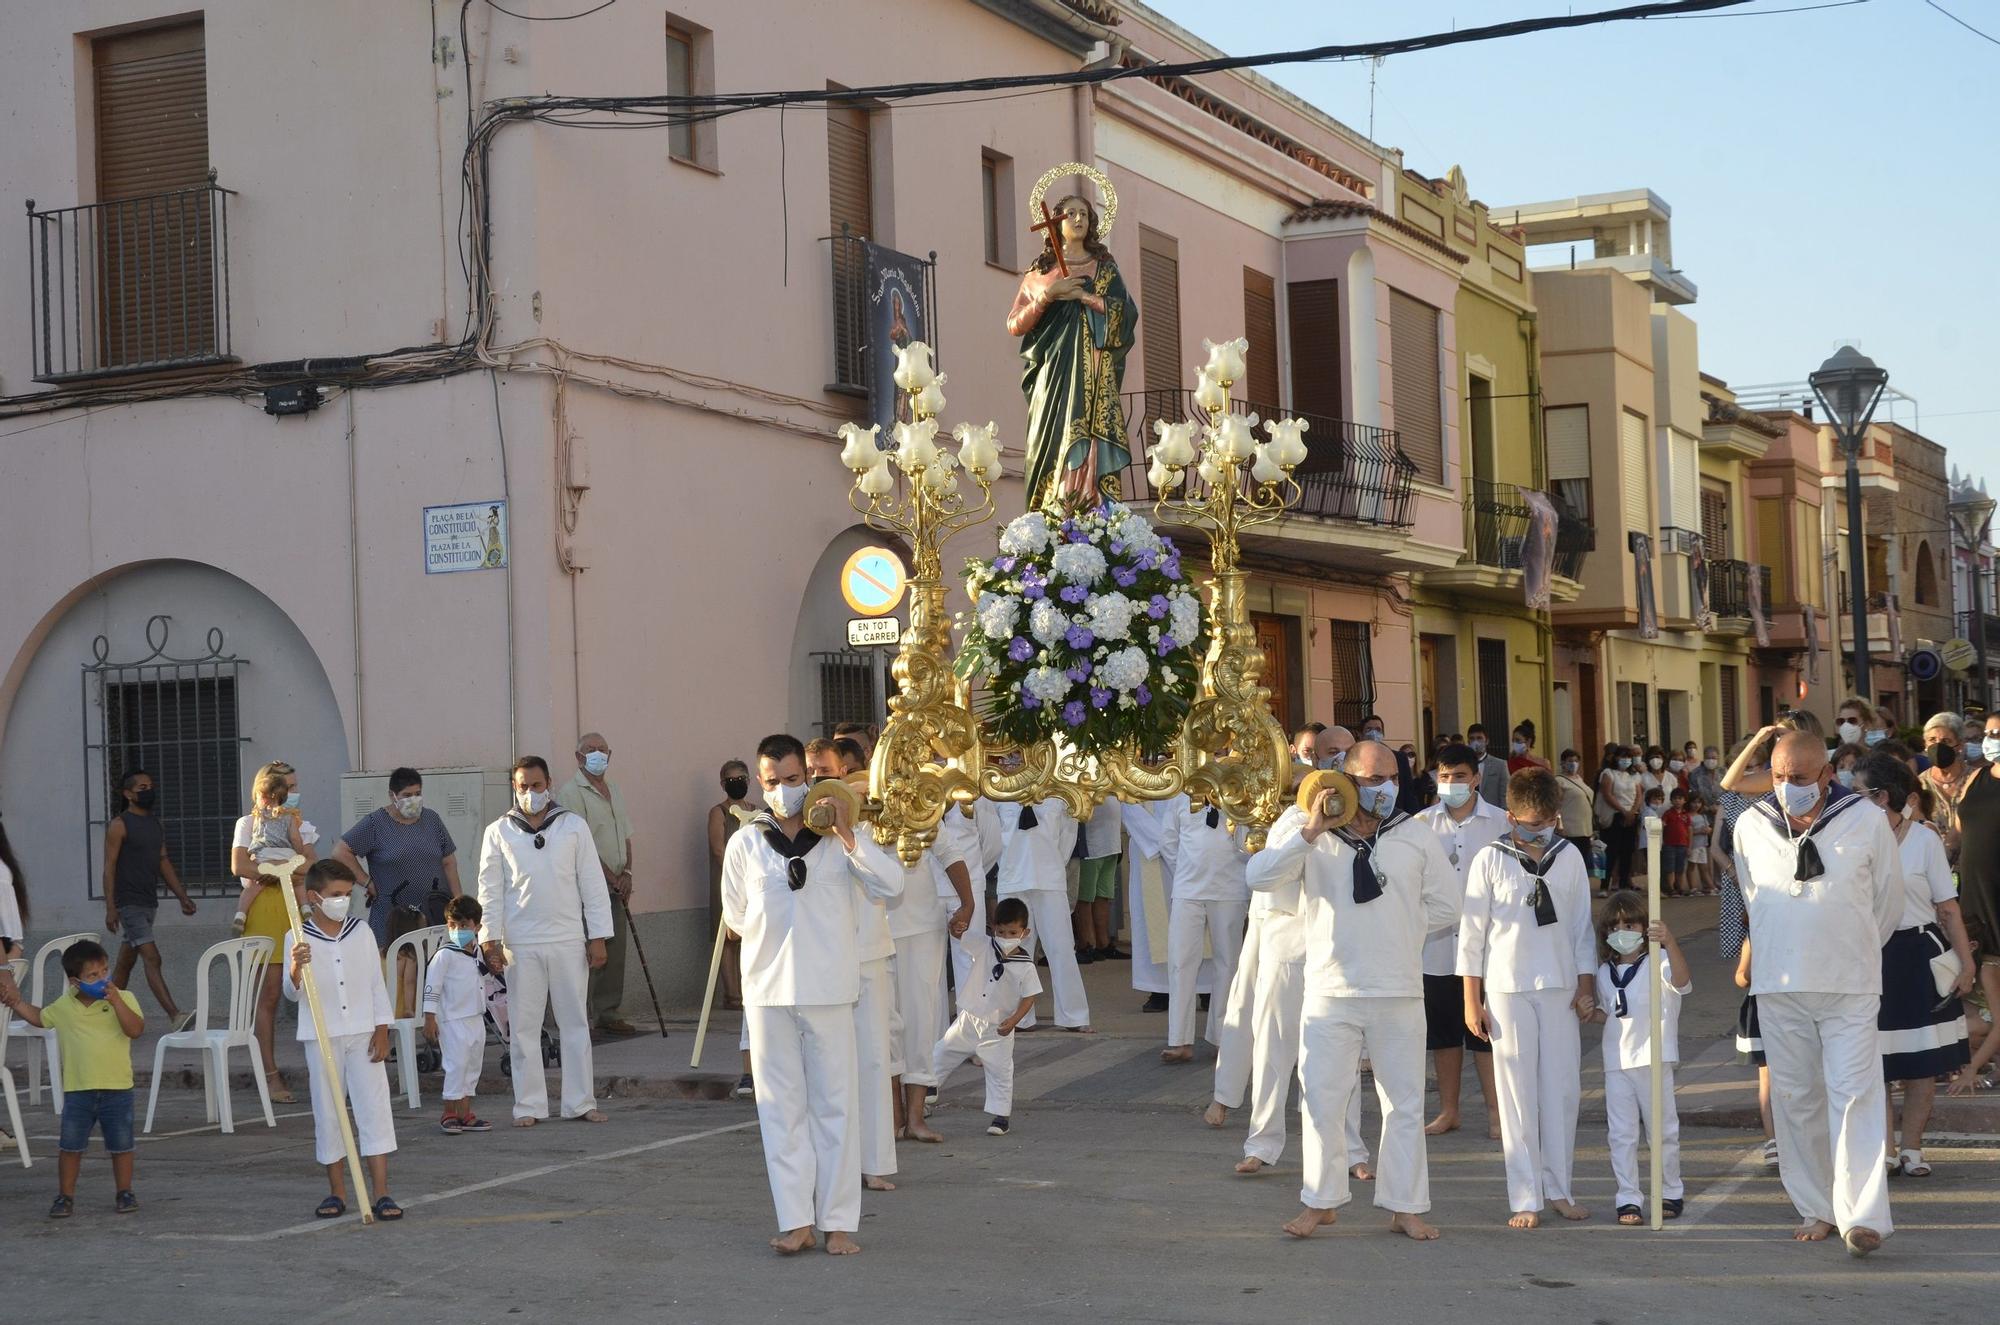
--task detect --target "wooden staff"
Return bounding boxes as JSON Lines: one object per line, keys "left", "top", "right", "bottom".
{"left": 1643, "top": 816, "right": 1664, "bottom": 1232}
{"left": 272, "top": 854, "right": 374, "bottom": 1224}
{"left": 689, "top": 917, "right": 729, "bottom": 1070}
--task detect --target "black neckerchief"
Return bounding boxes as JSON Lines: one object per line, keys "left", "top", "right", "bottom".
{"left": 1018, "top": 803, "right": 1040, "bottom": 830}
{"left": 990, "top": 937, "right": 1034, "bottom": 982}
{"left": 1751, "top": 784, "right": 1860, "bottom": 883}
{"left": 1204, "top": 806, "right": 1221, "bottom": 829}
{"left": 1336, "top": 811, "right": 1409, "bottom": 905}
{"left": 759, "top": 819, "right": 823, "bottom": 892}
{"left": 1605, "top": 953, "right": 1646, "bottom": 1018}
{"left": 505, "top": 805, "right": 569, "bottom": 848}
{"left": 1493, "top": 836, "right": 1569, "bottom": 926}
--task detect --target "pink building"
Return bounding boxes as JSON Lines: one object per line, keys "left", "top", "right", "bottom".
{"left": 0, "top": 1, "right": 1482, "bottom": 997}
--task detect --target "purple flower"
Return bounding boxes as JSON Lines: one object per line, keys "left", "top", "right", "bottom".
{"left": 1110, "top": 539, "right": 1126, "bottom": 556}
{"left": 1157, "top": 634, "right": 1177, "bottom": 656}
{"left": 1113, "top": 564, "right": 1139, "bottom": 588}
{"left": 1007, "top": 636, "right": 1034, "bottom": 663}
{"left": 1162, "top": 556, "right": 1181, "bottom": 581}
{"left": 1147, "top": 594, "right": 1170, "bottom": 619}
{"left": 1060, "top": 583, "right": 1090, "bottom": 604}
{"left": 1066, "top": 625, "right": 1095, "bottom": 650}
{"left": 1066, "top": 659, "right": 1092, "bottom": 683}
{"left": 1022, "top": 580, "right": 1045, "bottom": 601}
{"left": 995, "top": 555, "right": 1017, "bottom": 573}
{"left": 1090, "top": 686, "right": 1112, "bottom": 710}
{"left": 1022, "top": 694, "right": 1041, "bottom": 710}
{"left": 1136, "top": 683, "right": 1152, "bottom": 705}
{"left": 1136, "top": 549, "right": 1159, "bottom": 571}
{"left": 1063, "top": 700, "right": 1087, "bottom": 727}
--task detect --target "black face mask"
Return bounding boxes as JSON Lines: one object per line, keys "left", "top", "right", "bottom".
{"left": 132, "top": 789, "right": 157, "bottom": 810}
{"left": 1928, "top": 742, "right": 1958, "bottom": 771}
{"left": 723, "top": 776, "right": 750, "bottom": 800}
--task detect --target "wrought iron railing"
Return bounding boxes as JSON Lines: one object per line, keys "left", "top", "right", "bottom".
{"left": 27, "top": 176, "right": 237, "bottom": 383}
{"left": 1957, "top": 610, "right": 2000, "bottom": 650}
{"left": 1466, "top": 479, "right": 1590, "bottom": 580}
{"left": 825, "top": 227, "right": 936, "bottom": 396}
{"left": 1710, "top": 559, "right": 1773, "bottom": 620}
{"left": 1113, "top": 388, "right": 1415, "bottom": 527}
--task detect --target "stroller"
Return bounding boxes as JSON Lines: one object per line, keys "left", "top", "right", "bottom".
{"left": 481, "top": 948, "right": 561, "bottom": 1079}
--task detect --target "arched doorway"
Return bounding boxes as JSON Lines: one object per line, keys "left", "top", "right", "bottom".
{"left": 786, "top": 527, "right": 917, "bottom": 739}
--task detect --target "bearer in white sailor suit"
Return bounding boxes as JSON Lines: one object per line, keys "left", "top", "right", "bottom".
{"left": 1456, "top": 766, "right": 1598, "bottom": 1229}
{"left": 995, "top": 798, "right": 1087, "bottom": 1031}
{"left": 422, "top": 893, "right": 494, "bottom": 1133}
{"left": 946, "top": 800, "right": 1003, "bottom": 1001}
{"left": 893, "top": 803, "right": 976, "bottom": 1143}
{"left": 285, "top": 859, "right": 402, "bottom": 1221}
{"left": 722, "top": 734, "right": 901, "bottom": 1256}
{"left": 1159, "top": 799, "right": 1251, "bottom": 1063}
{"left": 1258, "top": 740, "right": 1458, "bottom": 1240}
{"left": 1123, "top": 795, "right": 1189, "bottom": 1012}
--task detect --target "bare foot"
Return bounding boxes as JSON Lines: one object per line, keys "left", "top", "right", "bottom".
{"left": 1160, "top": 1046, "right": 1194, "bottom": 1064}
{"left": 1844, "top": 1226, "right": 1882, "bottom": 1257}
{"left": 863, "top": 1175, "right": 897, "bottom": 1192}
{"left": 1550, "top": 1199, "right": 1590, "bottom": 1222}
{"left": 1283, "top": 1206, "right": 1338, "bottom": 1239}
{"left": 1508, "top": 1210, "right": 1540, "bottom": 1229}
{"left": 905, "top": 1121, "right": 944, "bottom": 1143}
{"left": 1423, "top": 1112, "right": 1459, "bottom": 1137}
{"left": 1487, "top": 1121, "right": 1502, "bottom": 1141}
{"left": 1060, "top": 1025, "right": 1095, "bottom": 1034}
{"left": 1349, "top": 1162, "right": 1374, "bottom": 1182}
{"left": 825, "top": 1231, "right": 861, "bottom": 1256}
{"left": 1793, "top": 1219, "right": 1834, "bottom": 1242}
{"left": 1203, "top": 1101, "right": 1229, "bottom": 1129}
{"left": 1390, "top": 1212, "right": 1440, "bottom": 1241}
{"left": 1235, "top": 1156, "right": 1268, "bottom": 1176}
{"left": 513, "top": 1116, "right": 539, "bottom": 1128}
{"left": 575, "top": 1109, "right": 608, "bottom": 1123}
{"left": 770, "top": 1226, "right": 817, "bottom": 1255}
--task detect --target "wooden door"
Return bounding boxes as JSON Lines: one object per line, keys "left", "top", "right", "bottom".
{"left": 1578, "top": 660, "right": 1601, "bottom": 767}
{"left": 1419, "top": 636, "right": 1440, "bottom": 752}
{"left": 1253, "top": 614, "right": 1292, "bottom": 724}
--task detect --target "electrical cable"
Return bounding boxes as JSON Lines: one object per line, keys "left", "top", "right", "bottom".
{"left": 482, "top": 0, "right": 618, "bottom": 19}
{"left": 1923, "top": 0, "right": 2000, "bottom": 45}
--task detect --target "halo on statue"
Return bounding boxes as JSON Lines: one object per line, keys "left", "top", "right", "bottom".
{"left": 1028, "top": 162, "right": 1118, "bottom": 243}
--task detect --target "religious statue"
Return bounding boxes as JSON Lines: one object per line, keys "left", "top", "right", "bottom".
{"left": 1006, "top": 164, "right": 1135, "bottom": 510}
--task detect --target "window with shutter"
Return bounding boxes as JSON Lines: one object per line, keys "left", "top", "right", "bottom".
{"left": 1544, "top": 405, "right": 1591, "bottom": 525}
{"left": 1389, "top": 290, "right": 1443, "bottom": 484}
{"left": 1700, "top": 481, "right": 1731, "bottom": 558}
{"left": 1476, "top": 637, "right": 1510, "bottom": 740}
{"left": 1755, "top": 497, "right": 1788, "bottom": 601}
{"left": 1140, "top": 227, "right": 1182, "bottom": 402}
{"left": 1242, "top": 268, "right": 1280, "bottom": 410}
{"left": 1286, "top": 279, "right": 1341, "bottom": 419}
{"left": 828, "top": 101, "right": 874, "bottom": 388}
{"left": 1671, "top": 435, "right": 1699, "bottom": 532}
{"left": 1619, "top": 409, "right": 1650, "bottom": 533}
{"left": 1720, "top": 664, "right": 1742, "bottom": 751}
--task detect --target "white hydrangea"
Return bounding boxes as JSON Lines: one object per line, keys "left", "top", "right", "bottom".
{"left": 998, "top": 511, "right": 1053, "bottom": 556}
{"left": 1085, "top": 592, "right": 1135, "bottom": 642}
{"left": 1098, "top": 645, "right": 1151, "bottom": 693}
{"left": 1024, "top": 665, "right": 1072, "bottom": 705}
{"left": 1168, "top": 591, "right": 1202, "bottom": 648}
{"left": 1029, "top": 599, "right": 1067, "bottom": 646}
{"left": 976, "top": 591, "right": 1020, "bottom": 640}
{"left": 1112, "top": 512, "right": 1163, "bottom": 556}
{"left": 1051, "top": 541, "right": 1108, "bottom": 586}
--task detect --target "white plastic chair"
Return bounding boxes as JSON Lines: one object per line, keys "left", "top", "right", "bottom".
{"left": 21, "top": 931, "right": 99, "bottom": 1111}
{"left": 384, "top": 925, "right": 447, "bottom": 1108}
{"left": 142, "top": 937, "right": 276, "bottom": 1134}
{"left": 0, "top": 995, "right": 30, "bottom": 1166}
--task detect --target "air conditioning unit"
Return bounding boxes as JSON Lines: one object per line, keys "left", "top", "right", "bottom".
{"left": 337, "top": 766, "right": 512, "bottom": 881}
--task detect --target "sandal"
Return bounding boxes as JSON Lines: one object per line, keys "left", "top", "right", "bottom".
{"left": 1662, "top": 1197, "right": 1684, "bottom": 1219}
{"left": 314, "top": 1195, "right": 346, "bottom": 1219}
{"left": 1898, "top": 1148, "right": 1931, "bottom": 1177}
{"left": 266, "top": 1071, "right": 296, "bottom": 1105}
{"left": 372, "top": 1195, "right": 404, "bottom": 1221}
{"left": 1761, "top": 1138, "right": 1779, "bottom": 1168}
{"left": 1616, "top": 1203, "right": 1643, "bottom": 1225}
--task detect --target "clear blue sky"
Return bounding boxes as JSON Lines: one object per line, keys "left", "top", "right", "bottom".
{"left": 1143, "top": 0, "right": 2000, "bottom": 496}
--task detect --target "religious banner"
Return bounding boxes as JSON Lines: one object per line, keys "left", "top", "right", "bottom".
{"left": 1687, "top": 532, "right": 1716, "bottom": 632}
{"left": 1747, "top": 558, "right": 1772, "bottom": 647}
{"left": 862, "top": 240, "right": 931, "bottom": 432}
{"left": 1520, "top": 488, "right": 1559, "bottom": 612}
{"left": 1885, "top": 591, "right": 1903, "bottom": 661}
{"left": 1631, "top": 531, "right": 1660, "bottom": 640}
{"left": 1803, "top": 604, "right": 1822, "bottom": 685}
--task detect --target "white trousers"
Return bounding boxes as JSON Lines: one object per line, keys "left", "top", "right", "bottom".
{"left": 947, "top": 887, "right": 988, "bottom": 1005}
{"left": 1605, "top": 1063, "right": 1683, "bottom": 1208}
{"left": 305, "top": 1031, "right": 398, "bottom": 1166}
{"left": 1238, "top": 958, "right": 1368, "bottom": 1166}
{"left": 1299, "top": 994, "right": 1425, "bottom": 1212}
{"left": 1169, "top": 897, "right": 1248, "bottom": 1048}
{"left": 892, "top": 930, "right": 948, "bottom": 1088}
{"left": 505, "top": 941, "right": 596, "bottom": 1120}
{"left": 1760, "top": 991, "right": 1893, "bottom": 1237}
{"left": 1011, "top": 890, "right": 1090, "bottom": 1029}
{"left": 854, "top": 956, "right": 897, "bottom": 1177}
{"left": 1489, "top": 987, "right": 1582, "bottom": 1212}
{"left": 746, "top": 1002, "right": 861, "bottom": 1233}
{"left": 438, "top": 1015, "right": 483, "bottom": 1100}
{"left": 1212, "top": 918, "right": 1263, "bottom": 1109}
{"left": 933, "top": 1011, "right": 1016, "bottom": 1116}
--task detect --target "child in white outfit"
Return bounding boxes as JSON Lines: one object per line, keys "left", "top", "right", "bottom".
{"left": 423, "top": 894, "right": 492, "bottom": 1135}
{"left": 932, "top": 897, "right": 1042, "bottom": 1136}
{"left": 285, "top": 859, "right": 401, "bottom": 1220}
{"left": 1591, "top": 890, "right": 1691, "bottom": 1223}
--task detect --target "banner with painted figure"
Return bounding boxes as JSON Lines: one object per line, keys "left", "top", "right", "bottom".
{"left": 863, "top": 240, "right": 931, "bottom": 432}
{"left": 1520, "top": 489, "right": 1559, "bottom": 612}
{"left": 1803, "top": 604, "right": 1822, "bottom": 685}
{"left": 1687, "top": 532, "right": 1716, "bottom": 633}
{"left": 1747, "top": 558, "right": 1772, "bottom": 647}
{"left": 1631, "top": 531, "right": 1660, "bottom": 640}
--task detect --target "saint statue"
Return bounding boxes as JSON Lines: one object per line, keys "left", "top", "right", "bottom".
{"left": 1007, "top": 165, "right": 1135, "bottom": 510}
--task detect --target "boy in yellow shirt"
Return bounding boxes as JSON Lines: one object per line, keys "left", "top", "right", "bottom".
{"left": 0, "top": 938, "right": 145, "bottom": 1217}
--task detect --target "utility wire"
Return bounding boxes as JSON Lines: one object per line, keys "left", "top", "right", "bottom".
{"left": 482, "top": 0, "right": 618, "bottom": 20}
{"left": 1923, "top": 0, "right": 2000, "bottom": 45}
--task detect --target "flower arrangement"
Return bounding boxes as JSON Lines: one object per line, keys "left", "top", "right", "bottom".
{"left": 958, "top": 500, "right": 1208, "bottom": 754}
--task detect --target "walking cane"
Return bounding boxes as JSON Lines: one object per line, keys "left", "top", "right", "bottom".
{"left": 619, "top": 895, "right": 670, "bottom": 1038}
{"left": 689, "top": 917, "right": 729, "bottom": 1069}
{"left": 1643, "top": 816, "right": 1665, "bottom": 1232}
{"left": 271, "top": 854, "right": 374, "bottom": 1224}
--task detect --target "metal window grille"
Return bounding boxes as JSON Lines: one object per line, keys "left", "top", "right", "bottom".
{"left": 813, "top": 648, "right": 885, "bottom": 738}
{"left": 83, "top": 615, "right": 245, "bottom": 898}
{"left": 1720, "top": 664, "right": 1742, "bottom": 753}
{"left": 1629, "top": 682, "right": 1650, "bottom": 745}
{"left": 1476, "top": 637, "right": 1510, "bottom": 740}
{"left": 1327, "top": 619, "right": 1375, "bottom": 730}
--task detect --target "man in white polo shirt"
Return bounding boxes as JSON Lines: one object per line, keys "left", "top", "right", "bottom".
{"left": 1735, "top": 731, "right": 1902, "bottom": 1257}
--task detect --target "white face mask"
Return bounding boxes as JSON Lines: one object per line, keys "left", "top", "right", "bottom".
{"left": 1561, "top": 760, "right": 1579, "bottom": 775}
{"left": 515, "top": 788, "right": 551, "bottom": 815}
{"left": 1837, "top": 721, "right": 1862, "bottom": 745}
{"left": 764, "top": 780, "right": 809, "bottom": 819}
{"left": 994, "top": 934, "right": 1025, "bottom": 953}
{"left": 393, "top": 794, "right": 423, "bottom": 817}
{"left": 319, "top": 894, "right": 352, "bottom": 922}
{"left": 1437, "top": 782, "right": 1472, "bottom": 808}
{"left": 1704, "top": 758, "right": 1720, "bottom": 770}
{"left": 1668, "top": 760, "right": 1684, "bottom": 772}
{"left": 1777, "top": 780, "right": 1822, "bottom": 817}
{"left": 1607, "top": 928, "right": 1644, "bottom": 956}
{"left": 1648, "top": 757, "right": 1665, "bottom": 771}
{"left": 1984, "top": 735, "right": 2000, "bottom": 763}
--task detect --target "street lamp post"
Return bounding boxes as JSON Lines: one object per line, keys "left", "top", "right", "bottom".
{"left": 1953, "top": 491, "right": 1997, "bottom": 713}
{"left": 1810, "top": 347, "right": 1889, "bottom": 705}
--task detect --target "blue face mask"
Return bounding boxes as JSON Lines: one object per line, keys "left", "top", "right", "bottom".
{"left": 1437, "top": 782, "right": 1472, "bottom": 808}
{"left": 1359, "top": 781, "right": 1398, "bottom": 818}
{"left": 283, "top": 792, "right": 301, "bottom": 810}
{"left": 76, "top": 978, "right": 110, "bottom": 999}
{"left": 447, "top": 928, "right": 477, "bottom": 949}
{"left": 1863, "top": 728, "right": 1888, "bottom": 747}
{"left": 1513, "top": 821, "right": 1555, "bottom": 848}
{"left": 1984, "top": 736, "right": 2000, "bottom": 764}
{"left": 583, "top": 751, "right": 610, "bottom": 776}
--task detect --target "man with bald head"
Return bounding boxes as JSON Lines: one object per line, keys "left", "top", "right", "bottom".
{"left": 557, "top": 730, "right": 637, "bottom": 1038}
{"left": 1735, "top": 730, "right": 1903, "bottom": 1256}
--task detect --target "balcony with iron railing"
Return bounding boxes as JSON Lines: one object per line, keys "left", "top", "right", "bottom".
{"left": 26, "top": 175, "right": 237, "bottom": 383}
{"left": 1956, "top": 610, "right": 2000, "bottom": 652}
{"left": 1418, "top": 478, "right": 1589, "bottom": 603}
{"left": 1708, "top": 558, "right": 1773, "bottom": 634}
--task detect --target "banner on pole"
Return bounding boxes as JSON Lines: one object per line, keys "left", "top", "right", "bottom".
{"left": 1687, "top": 532, "right": 1716, "bottom": 633}
{"left": 1630, "top": 531, "right": 1660, "bottom": 640}
{"left": 1520, "top": 489, "right": 1558, "bottom": 612}
{"left": 863, "top": 241, "right": 932, "bottom": 433}
{"left": 1747, "top": 559, "right": 1771, "bottom": 647}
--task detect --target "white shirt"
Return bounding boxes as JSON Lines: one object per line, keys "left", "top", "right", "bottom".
{"left": 283, "top": 915, "right": 394, "bottom": 1040}
{"left": 936, "top": 802, "right": 1001, "bottom": 900}
{"left": 421, "top": 943, "right": 485, "bottom": 1022}
{"left": 0, "top": 859, "right": 22, "bottom": 950}
{"left": 1159, "top": 803, "right": 1251, "bottom": 903}
{"left": 955, "top": 939, "right": 1043, "bottom": 1023}
{"left": 1414, "top": 796, "right": 1511, "bottom": 977}
{"left": 892, "top": 810, "right": 974, "bottom": 940}
{"left": 721, "top": 819, "right": 900, "bottom": 1007}
{"left": 1081, "top": 796, "right": 1124, "bottom": 860}
{"left": 1456, "top": 837, "right": 1596, "bottom": 993}
{"left": 475, "top": 807, "right": 614, "bottom": 947}
{"left": 1122, "top": 797, "right": 1178, "bottom": 862}
{"left": 1247, "top": 807, "right": 1310, "bottom": 966}
{"left": 1251, "top": 810, "right": 1458, "bottom": 999}
{"left": 1596, "top": 954, "right": 1690, "bottom": 1068}
{"left": 1893, "top": 820, "right": 1956, "bottom": 932}
{"left": 1735, "top": 790, "right": 1902, "bottom": 997}
{"left": 995, "top": 800, "right": 1078, "bottom": 896}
